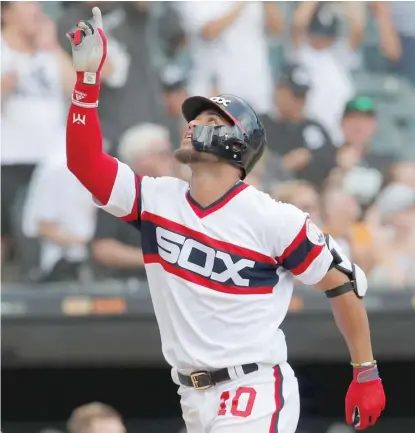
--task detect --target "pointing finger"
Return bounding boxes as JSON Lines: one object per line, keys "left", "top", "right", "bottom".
{"left": 92, "top": 7, "right": 103, "bottom": 30}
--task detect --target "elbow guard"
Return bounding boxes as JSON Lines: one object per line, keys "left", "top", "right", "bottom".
{"left": 324, "top": 234, "right": 368, "bottom": 299}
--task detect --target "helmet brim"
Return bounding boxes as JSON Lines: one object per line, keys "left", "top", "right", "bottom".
{"left": 182, "top": 96, "right": 234, "bottom": 125}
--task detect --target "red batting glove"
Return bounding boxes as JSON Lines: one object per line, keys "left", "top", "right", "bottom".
{"left": 345, "top": 364, "right": 386, "bottom": 430}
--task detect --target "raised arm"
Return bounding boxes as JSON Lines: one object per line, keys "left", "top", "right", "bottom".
{"left": 263, "top": 1, "right": 284, "bottom": 35}
{"left": 65, "top": 7, "right": 140, "bottom": 222}
{"left": 341, "top": 1, "right": 365, "bottom": 50}
{"left": 370, "top": 1, "right": 402, "bottom": 62}
{"left": 292, "top": 1, "right": 320, "bottom": 48}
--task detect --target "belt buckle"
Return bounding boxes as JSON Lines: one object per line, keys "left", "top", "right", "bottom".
{"left": 190, "top": 371, "right": 212, "bottom": 390}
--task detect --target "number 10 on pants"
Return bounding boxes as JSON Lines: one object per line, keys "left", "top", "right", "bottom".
{"left": 218, "top": 387, "right": 257, "bottom": 418}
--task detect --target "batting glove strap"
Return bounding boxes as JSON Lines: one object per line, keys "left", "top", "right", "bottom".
{"left": 353, "top": 364, "right": 380, "bottom": 383}
{"left": 72, "top": 80, "right": 100, "bottom": 108}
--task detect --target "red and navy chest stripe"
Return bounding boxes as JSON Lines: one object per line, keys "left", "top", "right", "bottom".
{"left": 140, "top": 211, "right": 279, "bottom": 295}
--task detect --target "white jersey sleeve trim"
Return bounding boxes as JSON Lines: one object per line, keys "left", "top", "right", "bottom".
{"left": 93, "top": 159, "right": 138, "bottom": 218}
{"left": 296, "top": 245, "right": 333, "bottom": 285}
{"left": 270, "top": 202, "right": 334, "bottom": 286}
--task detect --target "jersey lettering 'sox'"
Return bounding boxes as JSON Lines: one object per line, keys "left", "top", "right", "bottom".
{"left": 210, "top": 96, "right": 232, "bottom": 107}
{"left": 156, "top": 227, "right": 255, "bottom": 286}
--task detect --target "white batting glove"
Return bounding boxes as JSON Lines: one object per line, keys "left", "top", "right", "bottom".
{"left": 65, "top": 7, "right": 107, "bottom": 86}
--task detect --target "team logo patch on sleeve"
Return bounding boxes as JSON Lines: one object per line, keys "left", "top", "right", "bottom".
{"left": 306, "top": 219, "right": 325, "bottom": 246}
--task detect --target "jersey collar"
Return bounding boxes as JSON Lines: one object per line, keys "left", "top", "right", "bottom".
{"left": 186, "top": 181, "right": 248, "bottom": 219}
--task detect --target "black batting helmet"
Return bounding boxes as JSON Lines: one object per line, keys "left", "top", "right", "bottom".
{"left": 181, "top": 94, "right": 266, "bottom": 179}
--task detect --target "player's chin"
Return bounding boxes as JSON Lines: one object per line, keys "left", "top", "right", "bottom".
{"left": 174, "top": 148, "right": 204, "bottom": 164}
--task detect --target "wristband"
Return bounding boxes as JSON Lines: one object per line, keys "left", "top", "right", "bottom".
{"left": 72, "top": 76, "right": 100, "bottom": 108}
{"left": 350, "top": 360, "right": 377, "bottom": 368}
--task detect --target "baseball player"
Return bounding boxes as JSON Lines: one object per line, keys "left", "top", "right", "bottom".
{"left": 65, "top": 8, "right": 385, "bottom": 433}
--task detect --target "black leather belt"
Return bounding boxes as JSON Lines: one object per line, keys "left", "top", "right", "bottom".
{"left": 178, "top": 363, "right": 259, "bottom": 390}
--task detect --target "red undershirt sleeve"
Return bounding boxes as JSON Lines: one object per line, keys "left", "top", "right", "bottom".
{"left": 66, "top": 82, "right": 140, "bottom": 221}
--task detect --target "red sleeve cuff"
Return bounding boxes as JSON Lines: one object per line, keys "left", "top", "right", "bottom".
{"left": 73, "top": 79, "right": 100, "bottom": 104}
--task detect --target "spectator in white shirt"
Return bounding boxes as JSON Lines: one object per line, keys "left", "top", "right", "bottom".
{"left": 22, "top": 155, "right": 97, "bottom": 282}
{"left": 175, "top": 1, "right": 283, "bottom": 115}
{"left": 1, "top": 1, "right": 75, "bottom": 263}
{"left": 291, "top": 2, "right": 365, "bottom": 144}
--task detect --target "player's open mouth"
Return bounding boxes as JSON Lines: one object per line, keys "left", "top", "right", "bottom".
{"left": 183, "top": 134, "right": 192, "bottom": 145}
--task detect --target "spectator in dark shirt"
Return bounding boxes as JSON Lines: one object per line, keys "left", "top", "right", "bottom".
{"left": 328, "top": 96, "right": 396, "bottom": 208}
{"left": 92, "top": 209, "right": 145, "bottom": 281}
{"left": 262, "top": 63, "right": 336, "bottom": 188}
{"left": 91, "top": 123, "right": 175, "bottom": 281}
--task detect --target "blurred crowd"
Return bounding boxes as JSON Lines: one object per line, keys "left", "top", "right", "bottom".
{"left": 1, "top": 1, "right": 415, "bottom": 290}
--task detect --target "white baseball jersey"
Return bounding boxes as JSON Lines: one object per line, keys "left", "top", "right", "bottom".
{"left": 96, "top": 161, "right": 333, "bottom": 370}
